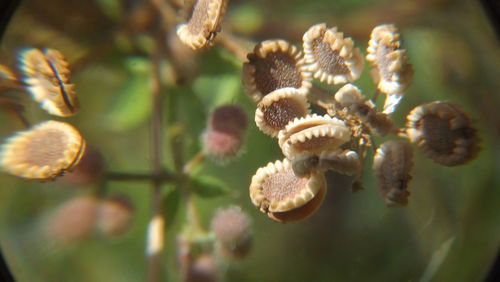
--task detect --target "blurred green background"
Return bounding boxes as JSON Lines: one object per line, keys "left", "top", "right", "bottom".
{"left": 0, "top": 0, "right": 499, "bottom": 281}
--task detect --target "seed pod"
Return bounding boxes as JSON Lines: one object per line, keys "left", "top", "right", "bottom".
{"left": 176, "top": 0, "right": 228, "bottom": 49}
{"left": 96, "top": 196, "right": 134, "bottom": 238}
{"left": 302, "top": 23, "right": 364, "bottom": 85}
{"left": 255, "top": 87, "right": 310, "bottom": 137}
{"left": 334, "top": 83, "right": 365, "bottom": 108}
{"left": 373, "top": 140, "right": 413, "bottom": 207}
{"left": 202, "top": 104, "right": 248, "bottom": 161}
{"left": 278, "top": 114, "right": 350, "bottom": 159}
{"left": 406, "top": 101, "right": 480, "bottom": 166}
{"left": 19, "top": 48, "right": 79, "bottom": 117}
{"left": 42, "top": 196, "right": 98, "bottom": 244}
{"left": 211, "top": 206, "right": 252, "bottom": 258}
{"left": 242, "top": 40, "right": 312, "bottom": 102}
{"left": 249, "top": 158, "right": 326, "bottom": 223}
{"left": 366, "top": 24, "right": 413, "bottom": 114}
{"left": 351, "top": 103, "right": 394, "bottom": 136}
{"left": 0, "top": 120, "right": 86, "bottom": 180}
{"left": 319, "top": 149, "right": 361, "bottom": 176}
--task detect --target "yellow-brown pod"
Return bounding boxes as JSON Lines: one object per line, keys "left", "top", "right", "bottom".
{"left": 373, "top": 140, "right": 413, "bottom": 207}
{"left": 19, "top": 48, "right": 79, "bottom": 117}
{"left": 0, "top": 120, "right": 86, "bottom": 180}
{"left": 249, "top": 158, "right": 326, "bottom": 223}
{"left": 255, "top": 87, "right": 310, "bottom": 137}
{"left": 366, "top": 24, "right": 413, "bottom": 114}
{"left": 242, "top": 40, "right": 312, "bottom": 102}
{"left": 176, "top": 0, "right": 228, "bottom": 49}
{"left": 278, "top": 114, "right": 350, "bottom": 159}
{"left": 406, "top": 101, "right": 480, "bottom": 166}
{"left": 302, "top": 23, "right": 364, "bottom": 85}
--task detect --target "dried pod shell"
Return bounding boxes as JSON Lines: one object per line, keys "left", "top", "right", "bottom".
{"left": 406, "top": 101, "right": 479, "bottom": 166}
{"left": 366, "top": 24, "right": 413, "bottom": 113}
{"left": 302, "top": 23, "right": 364, "bottom": 85}
{"left": 249, "top": 158, "right": 326, "bottom": 222}
{"left": 334, "top": 83, "right": 365, "bottom": 108}
{"left": 0, "top": 120, "right": 86, "bottom": 180}
{"left": 255, "top": 88, "right": 310, "bottom": 137}
{"left": 242, "top": 40, "right": 312, "bottom": 102}
{"left": 176, "top": 0, "right": 228, "bottom": 49}
{"left": 373, "top": 140, "right": 413, "bottom": 207}
{"left": 19, "top": 48, "right": 79, "bottom": 117}
{"left": 278, "top": 114, "right": 350, "bottom": 159}
{"left": 319, "top": 149, "right": 361, "bottom": 176}
{"left": 350, "top": 103, "right": 393, "bottom": 136}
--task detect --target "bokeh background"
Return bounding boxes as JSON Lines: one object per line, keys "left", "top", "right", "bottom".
{"left": 0, "top": 0, "right": 499, "bottom": 281}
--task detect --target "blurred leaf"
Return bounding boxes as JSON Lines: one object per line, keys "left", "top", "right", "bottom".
{"left": 419, "top": 237, "right": 456, "bottom": 282}
{"left": 162, "top": 187, "right": 181, "bottom": 227}
{"left": 190, "top": 174, "right": 230, "bottom": 198}
{"left": 106, "top": 58, "right": 151, "bottom": 131}
{"left": 192, "top": 74, "right": 241, "bottom": 109}
{"left": 95, "top": 0, "right": 123, "bottom": 21}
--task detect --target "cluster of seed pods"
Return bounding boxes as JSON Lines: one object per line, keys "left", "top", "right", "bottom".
{"left": 242, "top": 23, "right": 480, "bottom": 223}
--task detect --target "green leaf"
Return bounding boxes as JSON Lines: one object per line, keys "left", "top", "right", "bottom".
{"left": 162, "top": 187, "right": 181, "bottom": 227}
{"left": 192, "top": 74, "right": 241, "bottom": 109}
{"left": 190, "top": 174, "right": 230, "bottom": 198}
{"left": 106, "top": 58, "right": 151, "bottom": 131}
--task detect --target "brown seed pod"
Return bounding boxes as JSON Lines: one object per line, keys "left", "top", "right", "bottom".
{"left": 334, "top": 83, "right": 366, "bottom": 108}
{"left": 366, "top": 24, "right": 413, "bottom": 114}
{"left": 96, "top": 196, "right": 134, "bottom": 238}
{"left": 42, "top": 196, "right": 98, "bottom": 244}
{"left": 291, "top": 153, "right": 320, "bottom": 178}
{"left": 406, "top": 101, "right": 480, "bottom": 166}
{"left": 249, "top": 158, "right": 326, "bottom": 223}
{"left": 373, "top": 140, "right": 413, "bottom": 207}
{"left": 319, "top": 149, "right": 361, "bottom": 176}
{"left": 0, "top": 120, "right": 86, "bottom": 180}
{"left": 211, "top": 206, "right": 252, "bottom": 258}
{"left": 278, "top": 114, "right": 351, "bottom": 159}
{"left": 255, "top": 87, "right": 310, "bottom": 137}
{"left": 176, "top": 0, "right": 228, "bottom": 49}
{"left": 302, "top": 23, "right": 364, "bottom": 85}
{"left": 242, "top": 40, "right": 312, "bottom": 102}
{"left": 19, "top": 48, "right": 79, "bottom": 117}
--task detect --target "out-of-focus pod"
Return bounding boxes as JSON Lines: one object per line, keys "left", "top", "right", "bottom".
{"left": 211, "top": 206, "right": 252, "bottom": 258}
{"left": 406, "top": 101, "right": 480, "bottom": 166}
{"left": 19, "top": 48, "right": 79, "bottom": 117}
{"left": 0, "top": 120, "right": 86, "bottom": 180}
{"left": 96, "top": 196, "right": 134, "bottom": 238}
{"left": 373, "top": 140, "right": 413, "bottom": 207}
{"left": 249, "top": 158, "right": 326, "bottom": 223}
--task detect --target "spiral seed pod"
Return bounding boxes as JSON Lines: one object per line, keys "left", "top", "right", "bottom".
{"left": 0, "top": 120, "right": 86, "bottom": 180}
{"left": 373, "top": 140, "right": 413, "bottom": 207}
{"left": 319, "top": 149, "right": 361, "bottom": 176}
{"left": 242, "top": 40, "right": 312, "bottom": 102}
{"left": 406, "top": 101, "right": 479, "bottom": 166}
{"left": 278, "top": 114, "right": 350, "bottom": 159}
{"left": 176, "top": 0, "right": 228, "bottom": 49}
{"left": 366, "top": 24, "right": 413, "bottom": 114}
{"left": 255, "top": 87, "right": 310, "bottom": 137}
{"left": 211, "top": 206, "right": 252, "bottom": 258}
{"left": 19, "top": 48, "right": 79, "bottom": 117}
{"left": 250, "top": 158, "right": 326, "bottom": 223}
{"left": 96, "top": 196, "right": 134, "bottom": 238}
{"left": 43, "top": 196, "right": 98, "bottom": 244}
{"left": 302, "top": 23, "right": 364, "bottom": 85}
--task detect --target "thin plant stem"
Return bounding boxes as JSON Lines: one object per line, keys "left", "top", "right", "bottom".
{"left": 146, "top": 37, "right": 166, "bottom": 282}
{"left": 217, "top": 34, "right": 251, "bottom": 62}
{"left": 182, "top": 151, "right": 206, "bottom": 175}
{"left": 105, "top": 171, "right": 176, "bottom": 182}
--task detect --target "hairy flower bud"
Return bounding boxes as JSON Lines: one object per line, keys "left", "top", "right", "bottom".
{"left": 211, "top": 206, "right": 252, "bottom": 258}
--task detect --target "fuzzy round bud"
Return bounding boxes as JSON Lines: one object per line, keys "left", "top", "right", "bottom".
{"left": 209, "top": 104, "right": 248, "bottom": 136}
{"left": 96, "top": 196, "right": 134, "bottom": 238}
{"left": 185, "top": 253, "right": 218, "bottom": 282}
{"left": 211, "top": 206, "right": 252, "bottom": 258}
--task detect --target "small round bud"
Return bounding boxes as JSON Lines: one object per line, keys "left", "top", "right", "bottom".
{"left": 42, "top": 196, "right": 98, "bottom": 244}
{"left": 185, "top": 253, "right": 218, "bottom": 282}
{"left": 211, "top": 206, "right": 252, "bottom": 258}
{"left": 96, "top": 196, "right": 134, "bottom": 238}
{"left": 209, "top": 104, "right": 248, "bottom": 136}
